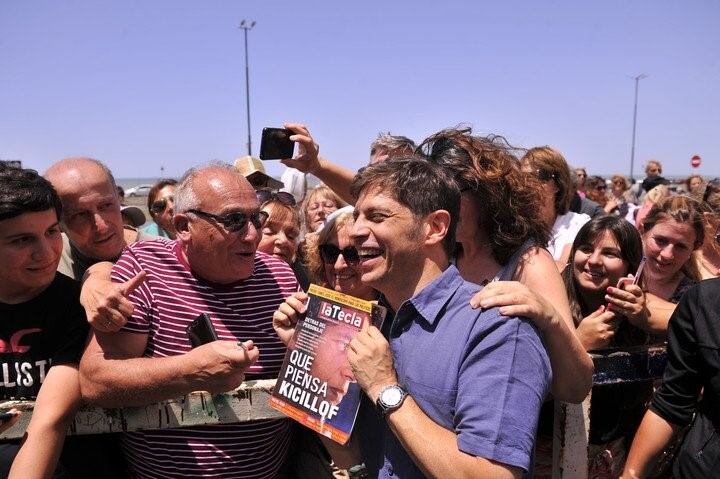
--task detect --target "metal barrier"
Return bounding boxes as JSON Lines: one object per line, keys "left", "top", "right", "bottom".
{"left": 1, "top": 346, "right": 668, "bottom": 478}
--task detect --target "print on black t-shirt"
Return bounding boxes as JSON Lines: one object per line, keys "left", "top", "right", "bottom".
{"left": 0, "top": 273, "right": 88, "bottom": 400}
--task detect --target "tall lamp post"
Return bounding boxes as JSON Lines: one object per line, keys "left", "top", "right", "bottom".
{"left": 629, "top": 73, "right": 647, "bottom": 182}
{"left": 239, "top": 20, "right": 256, "bottom": 156}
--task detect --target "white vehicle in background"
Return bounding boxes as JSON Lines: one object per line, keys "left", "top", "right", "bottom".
{"left": 125, "top": 184, "right": 153, "bottom": 197}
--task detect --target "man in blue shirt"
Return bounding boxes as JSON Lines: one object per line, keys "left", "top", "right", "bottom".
{"left": 346, "top": 157, "right": 552, "bottom": 478}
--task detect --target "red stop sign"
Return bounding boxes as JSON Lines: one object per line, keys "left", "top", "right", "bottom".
{"left": 691, "top": 155, "right": 701, "bottom": 168}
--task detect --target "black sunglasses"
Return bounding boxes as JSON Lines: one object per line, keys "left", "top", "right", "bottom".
{"left": 150, "top": 196, "right": 174, "bottom": 215}
{"left": 186, "top": 209, "right": 269, "bottom": 232}
{"left": 319, "top": 244, "right": 360, "bottom": 265}
{"left": 256, "top": 190, "right": 296, "bottom": 206}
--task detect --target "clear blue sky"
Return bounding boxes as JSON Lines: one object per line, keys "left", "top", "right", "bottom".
{"left": 2, "top": 1, "right": 718, "bottom": 180}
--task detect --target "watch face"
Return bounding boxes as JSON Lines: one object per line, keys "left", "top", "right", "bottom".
{"left": 382, "top": 387, "right": 403, "bottom": 406}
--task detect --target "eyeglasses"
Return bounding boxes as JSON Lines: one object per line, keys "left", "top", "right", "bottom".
{"left": 256, "top": 190, "right": 296, "bottom": 206}
{"left": 595, "top": 185, "right": 607, "bottom": 191}
{"left": 186, "top": 209, "right": 269, "bottom": 232}
{"left": 150, "top": 196, "right": 174, "bottom": 215}
{"left": 536, "top": 169, "right": 556, "bottom": 182}
{"left": 319, "top": 244, "right": 360, "bottom": 265}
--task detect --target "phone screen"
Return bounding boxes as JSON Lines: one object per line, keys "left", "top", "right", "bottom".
{"left": 259, "top": 127, "right": 295, "bottom": 160}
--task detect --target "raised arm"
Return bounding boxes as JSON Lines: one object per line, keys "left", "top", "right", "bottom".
{"left": 281, "top": 123, "right": 357, "bottom": 205}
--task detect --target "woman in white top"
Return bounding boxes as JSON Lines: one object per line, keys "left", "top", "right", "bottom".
{"left": 520, "top": 146, "right": 591, "bottom": 269}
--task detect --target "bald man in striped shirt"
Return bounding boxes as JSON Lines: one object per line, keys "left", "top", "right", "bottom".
{"left": 79, "top": 164, "right": 299, "bottom": 479}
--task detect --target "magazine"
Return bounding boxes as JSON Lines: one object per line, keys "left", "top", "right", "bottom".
{"left": 270, "top": 284, "right": 386, "bottom": 444}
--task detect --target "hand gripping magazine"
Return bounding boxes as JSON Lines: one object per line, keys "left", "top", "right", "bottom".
{"left": 270, "top": 284, "right": 386, "bottom": 444}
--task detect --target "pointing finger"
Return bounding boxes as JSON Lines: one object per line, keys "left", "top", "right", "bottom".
{"left": 119, "top": 271, "right": 147, "bottom": 296}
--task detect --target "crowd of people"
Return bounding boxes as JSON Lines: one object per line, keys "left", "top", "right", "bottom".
{"left": 0, "top": 124, "right": 718, "bottom": 479}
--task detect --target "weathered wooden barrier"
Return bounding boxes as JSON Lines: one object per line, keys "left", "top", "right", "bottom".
{"left": 0, "top": 379, "right": 283, "bottom": 440}
{"left": 1, "top": 346, "right": 668, "bottom": 479}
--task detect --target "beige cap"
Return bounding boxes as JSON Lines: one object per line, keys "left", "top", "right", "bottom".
{"left": 233, "top": 156, "right": 283, "bottom": 190}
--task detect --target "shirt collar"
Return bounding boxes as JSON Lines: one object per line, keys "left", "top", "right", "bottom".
{"left": 398, "top": 264, "right": 465, "bottom": 326}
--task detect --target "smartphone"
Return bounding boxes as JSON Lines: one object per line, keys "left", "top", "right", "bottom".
{"left": 259, "top": 127, "right": 295, "bottom": 160}
{"left": 186, "top": 313, "right": 219, "bottom": 348}
{"left": 616, "top": 257, "right": 647, "bottom": 289}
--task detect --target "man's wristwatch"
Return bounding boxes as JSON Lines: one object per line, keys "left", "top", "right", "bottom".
{"left": 375, "top": 384, "right": 407, "bottom": 417}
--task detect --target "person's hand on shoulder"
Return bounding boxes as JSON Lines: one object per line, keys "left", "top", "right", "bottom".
{"left": 280, "top": 123, "right": 320, "bottom": 175}
{"left": 470, "top": 281, "right": 558, "bottom": 332}
{"left": 272, "top": 291, "right": 308, "bottom": 345}
{"left": 186, "top": 340, "right": 259, "bottom": 394}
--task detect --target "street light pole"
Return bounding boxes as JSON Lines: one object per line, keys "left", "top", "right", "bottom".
{"left": 239, "top": 20, "right": 256, "bottom": 156}
{"left": 629, "top": 73, "right": 647, "bottom": 182}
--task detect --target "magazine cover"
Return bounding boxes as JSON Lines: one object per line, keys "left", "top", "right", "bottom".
{"left": 270, "top": 284, "right": 386, "bottom": 444}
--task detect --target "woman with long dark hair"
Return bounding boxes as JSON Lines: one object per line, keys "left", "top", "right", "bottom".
{"left": 562, "top": 216, "right": 649, "bottom": 477}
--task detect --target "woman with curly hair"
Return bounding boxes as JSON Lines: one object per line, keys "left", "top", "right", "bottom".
{"left": 419, "top": 127, "right": 592, "bottom": 404}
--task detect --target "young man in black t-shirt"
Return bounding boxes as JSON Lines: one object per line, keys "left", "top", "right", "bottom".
{"left": 0, "top": 165, "right": 89, "bottom": 478}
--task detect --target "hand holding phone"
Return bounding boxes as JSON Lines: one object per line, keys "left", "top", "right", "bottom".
{"left": 259, "top": 127, "right": 295, "bottom": 160}
{"left": 186, "top": 313, "right": 219, "bottom": 348}
{"left": 616, "top": 257, "right": 647, "bottom": 290}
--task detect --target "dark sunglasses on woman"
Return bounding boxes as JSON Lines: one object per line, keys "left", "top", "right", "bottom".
{"left": 319, "top": 244, "right": 360, "bottom": 265}
{"left": 150, "top": 196, "right": 174, "bottom": 215}
{"left": 256, "top": 190, "right": 296, "bottom": 206}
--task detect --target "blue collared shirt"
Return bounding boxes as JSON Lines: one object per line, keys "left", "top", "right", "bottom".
{"left": 357, "top": 265, "right": 551, "bottom": 478}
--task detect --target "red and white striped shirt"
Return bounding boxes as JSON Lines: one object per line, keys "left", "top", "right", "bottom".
{"left": 111, "top": 239, "right": 297, "bottom": 478}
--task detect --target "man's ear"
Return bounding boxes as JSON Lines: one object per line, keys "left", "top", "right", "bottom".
{"left": 174, "top": 214, "right": 191, "bottom": 241}
{"left": 423, "top": 210, "right": 451, "bottom": 247}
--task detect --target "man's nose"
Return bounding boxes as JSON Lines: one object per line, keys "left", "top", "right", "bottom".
{"left": 92, "top": 212, "right": 110, "bottom": 233}
{"left": 240, "top": 221, "right": 261, "bottom": 242}
{"left": 32, "top": 238, "right": 55, "bottom": 261}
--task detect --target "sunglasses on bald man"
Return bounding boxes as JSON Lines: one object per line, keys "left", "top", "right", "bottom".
{"left": 186, "top": 209, "right": 269, "bottom": 232}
